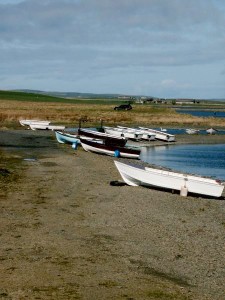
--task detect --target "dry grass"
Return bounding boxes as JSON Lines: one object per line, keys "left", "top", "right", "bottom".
{"left": 1, "top": 99, "right": 225, "bottom": 128}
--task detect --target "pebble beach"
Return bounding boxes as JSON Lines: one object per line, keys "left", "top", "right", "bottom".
{"left": 0, "top": 129, "right": 225, "bottom": 300}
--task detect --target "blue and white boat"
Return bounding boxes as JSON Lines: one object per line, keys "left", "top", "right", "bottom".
{"left": 55, "top": 131, "right": 80, "bottom": 145}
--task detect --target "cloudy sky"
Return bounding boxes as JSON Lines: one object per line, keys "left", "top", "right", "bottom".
{"left": 1, "top": 0, "right": 225, "bottom": 99}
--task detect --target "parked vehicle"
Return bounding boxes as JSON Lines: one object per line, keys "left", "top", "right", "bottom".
{"left": 114, "top": 103, "right": 132, "bottom": 111}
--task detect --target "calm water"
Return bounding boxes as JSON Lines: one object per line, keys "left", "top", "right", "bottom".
{"left": 140, "top": 144, "right": 225, "bottom": 180}
{"left": 176, "top": 109, "right": 225, "bottom": 118}
{"left": 154, "top": 128, "right": 225, "bottom": 135}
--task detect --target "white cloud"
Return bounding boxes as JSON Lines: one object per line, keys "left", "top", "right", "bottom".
{"left": 0, "top": 0, "right": 225, "bottom": 98}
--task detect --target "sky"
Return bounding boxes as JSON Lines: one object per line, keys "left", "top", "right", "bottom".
{"left": 1, "top": 0, "right": 225, "bottom": 99}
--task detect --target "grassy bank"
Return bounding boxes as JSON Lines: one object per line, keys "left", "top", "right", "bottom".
{"left": 1, "top": 91, "right": 225, "bottom": 129}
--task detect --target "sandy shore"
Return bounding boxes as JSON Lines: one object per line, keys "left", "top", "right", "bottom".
{"left": 0, "top": 130, "right": 224, "bottom": 300}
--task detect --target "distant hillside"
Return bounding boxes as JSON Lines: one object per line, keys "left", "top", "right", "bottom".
{"left": 12, "top": 89, "right": 134, "bottom": 99}
{"left": 6, "top": 89, "right": 225, "bottom": 102}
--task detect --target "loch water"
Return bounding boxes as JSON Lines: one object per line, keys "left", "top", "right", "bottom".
{"left": 140, "top": 144, "right": 225, "bottom": 180}
{"left": 176, "top": 109, "right": 225, "bottom": 118}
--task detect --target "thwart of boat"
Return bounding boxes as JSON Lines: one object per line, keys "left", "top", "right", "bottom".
{"left": 114, "top": 161, "right": 224, "bottom": 198}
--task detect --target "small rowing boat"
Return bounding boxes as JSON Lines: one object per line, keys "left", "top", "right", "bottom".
{"left": 55, "top": 131, "right": 80, "bottom": 144}
{"left": 114, "top": 161, "right": 224, "bottom": 198}
{"left": 139, "top": 127, "right": 175, "bottom": 142}
{"left": 19, "top": 119, "right": 51, "bottom": 127}
{"left": 29, "top": 124, "right": 65, "bottom": 131}
{"left": 78, "top": 128, "right": 127, "bottom": 147}
{"left": 80, "top": 138, "right": 141, "bottom": 159}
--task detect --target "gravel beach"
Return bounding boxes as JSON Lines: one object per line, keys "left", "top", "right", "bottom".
{"left": 0, "top": 129, "right": 224, "bottom": 300}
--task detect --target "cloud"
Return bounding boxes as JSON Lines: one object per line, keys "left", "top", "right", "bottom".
{"left": 0, "top": 0, "right": 225, "bottom": 97}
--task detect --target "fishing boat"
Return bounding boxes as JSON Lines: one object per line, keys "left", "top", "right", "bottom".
{"left": 29, "top": 124, "right": 65, "bottom": 131}
{"left": 139, "top": 127, "right": 175, "bottom": 142}
{"left": 78, "top": 128, "right": 127, "bottom": 147}
{"left": 80, "top": 138, "right": 141, "bottom": 159}
{"left": 186, "top": 128, "right": 200, "bottom": 135}
{"left": 55, "top": 131, "right": 80, "bottom": 144}
{"left": 19, "top": 119, "right": 51, "bottom": 127}
{"left": 114, "top": 161, "right": 224, "bottom": 198}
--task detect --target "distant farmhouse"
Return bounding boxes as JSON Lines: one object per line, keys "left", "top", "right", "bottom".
{"left": 135, "top": 97, "right": 200, "bottom": 105}
{"left": 174, "top": 99, "right": 200, "bottom": 104}
{"left": 136, "top": 97, "right": 167, "bottom": 104}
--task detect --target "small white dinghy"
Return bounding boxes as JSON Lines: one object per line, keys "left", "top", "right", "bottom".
{"left": 114, "top": 161, "right": 224, "bottom": 198}
{"left": 139, "top": 127, "right": 175, "bottom": 142}
{"left": 186, "top": 128, "right": 200, "bottom": 135}
{"left": 206, "top": 128, "right": 217, "bottom": 135}
{"left": 19, "top": 119, "right": 51, "bottom": 127}
{"left": 29, "top": 124, "right": 65, "bottom": 131}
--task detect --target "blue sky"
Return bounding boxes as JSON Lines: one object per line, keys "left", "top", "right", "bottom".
{"left": 1, "top": 0, "right": 225, "bottom": 99}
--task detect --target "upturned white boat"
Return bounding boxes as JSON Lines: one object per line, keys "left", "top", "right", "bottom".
{"left": 139, "top": 127, "right": 175, "bottom": 142}
{"left": 114, "top": 161, "right": 224, "bottom": 198}
{"left": 186, "top": 128, "right": 200, "bottom": 135}
{"left": 206, "top": 128, "right": 217, "bottom": 135}
{"left": 19, "top": 119, "right": 51, "bottom": 127}
{"left": 29, "top": 124, "right": 65, "bottom": 131}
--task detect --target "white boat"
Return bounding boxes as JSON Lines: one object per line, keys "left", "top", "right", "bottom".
{"left": 55, "top": 131, "right": 80, "bottom": 144}
{"left": 78, "top": 128, "right": 127, "bottom": 146}
{"left": 80, "top": 138, "right": 140, "bottom": 159}
{"left": 186, "top": 128, "right": 200, "bottom": 135}
{"left": 29, "top": 124, "right": 65, "bottom": 131}
{"left": 19, "top": 119, "right": 51, "bottom": 127}
{"left": 206, "top": 128, "right": 217, "bottom": 135}
{"left": 104, "top": 126, "right": 123, "bottom": 137}
{"left": 104, "top": 126, "right": 142, "bottom": 141}
{"left": 114, "top": 161, "right": 224, "bottom": 198}
{"left": 139, "top": 127, "right": 175, "bottom": 142}
{"left": 117, "top": 126, "right": 156, "bottom": 141}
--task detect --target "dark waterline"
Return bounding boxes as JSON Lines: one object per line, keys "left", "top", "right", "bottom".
{"left": 140, "top": 144, "right": 225, "bottom": 180}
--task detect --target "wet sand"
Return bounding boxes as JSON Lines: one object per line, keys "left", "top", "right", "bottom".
{"left": 0, "top": 130, "right": 224, "bottom": 300}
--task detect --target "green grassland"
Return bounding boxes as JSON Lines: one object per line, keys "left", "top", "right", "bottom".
{"left": 1, "top": 90, "right": 225, "bottom": 129}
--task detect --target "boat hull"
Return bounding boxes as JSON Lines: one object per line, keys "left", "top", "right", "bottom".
{"left": 104, "top": 127, "right": 142, "bottom": 141}
{"left": 55, "top": 131, "right": 80, "bottom": 144}
{"left": 186, "top": 129, "right": 200, "bottom": 135}
{"left": 29, "top": 124, "right": 65, "bottom": 131}
{"left": 78, "top": 128, "right": 127, "bottom": 147}
{"left": 19, "top": 120, "right": 51, "bottom": 126}
{"left": 139, "top": 127, "right": 175, "bottom": 142}
{"left": 80, "top": 138, "right": 140, "bottom": 159}
{"left": 114, "top": 161, "right": 224, "bottom": 198}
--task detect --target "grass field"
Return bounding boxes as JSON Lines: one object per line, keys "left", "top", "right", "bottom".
{"left": 1, "top": 90, "right": 225, "bottom": 129}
